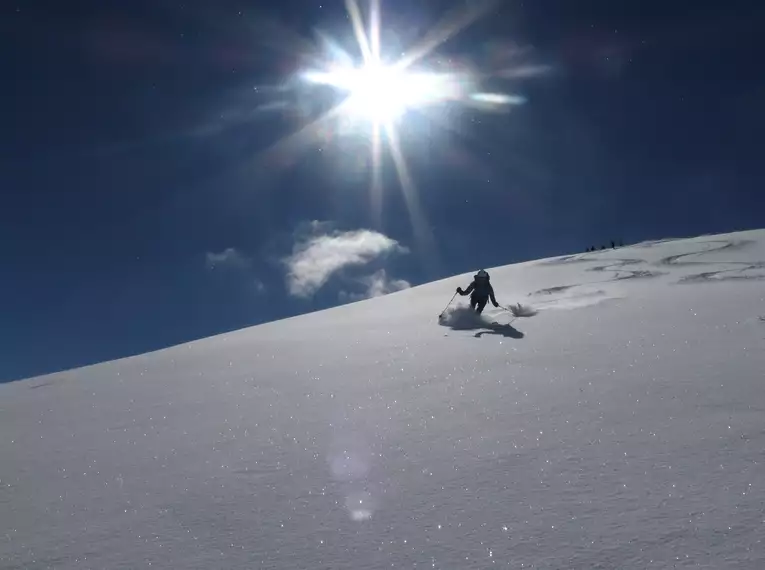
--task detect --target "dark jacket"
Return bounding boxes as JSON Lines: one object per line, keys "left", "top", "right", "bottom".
{"left": 459, "top": 277, "right": 498, "bottom": 306}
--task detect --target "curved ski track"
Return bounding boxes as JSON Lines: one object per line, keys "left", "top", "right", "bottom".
{"left": 530, "top": 238, "right": 765, "bottom": 303}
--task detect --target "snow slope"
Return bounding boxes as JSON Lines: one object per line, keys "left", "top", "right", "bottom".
{"left": 2, "top": 230, "right": 765, "bottom": 569}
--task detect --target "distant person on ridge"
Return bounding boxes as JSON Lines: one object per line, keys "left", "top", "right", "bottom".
{"left": 456, "top": 269, "right": 500, "bottom": 315}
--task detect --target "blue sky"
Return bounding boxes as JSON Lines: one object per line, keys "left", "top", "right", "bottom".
{"left": 2, "top": 0, "right": 764, "bottom": 381}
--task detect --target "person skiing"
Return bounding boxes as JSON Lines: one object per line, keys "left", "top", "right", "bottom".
{"left": 456, "top": 269, "right": 499, "bottom": 314}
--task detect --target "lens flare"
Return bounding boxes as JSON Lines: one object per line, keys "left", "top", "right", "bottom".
{"left": 250, "top": 0, "right": 548, "bottom": 265}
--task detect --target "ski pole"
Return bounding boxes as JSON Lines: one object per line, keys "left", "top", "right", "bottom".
{"left": 439, "top": 292, "right": 458, "bottom": 318}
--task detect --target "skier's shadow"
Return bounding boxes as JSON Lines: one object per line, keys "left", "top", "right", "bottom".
{"left": 473, "top": 325, "right": 524, "bottom": 339}
{"left": 438, "top": 307, "right": 525, "bottom": 339}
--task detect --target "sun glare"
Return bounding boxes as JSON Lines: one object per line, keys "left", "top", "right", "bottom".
{"left": 259, "top": 0, "right": 544, "bottom": 255}
{"left": 344, "top": 63, "right": 411, "bottom": 122}
{"left": 305, "top": 63, "right": 455, "bottom": 123}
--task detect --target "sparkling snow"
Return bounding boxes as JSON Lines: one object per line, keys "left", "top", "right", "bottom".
{"left": 1, "top": 230, "right": 764, "bottom": 569}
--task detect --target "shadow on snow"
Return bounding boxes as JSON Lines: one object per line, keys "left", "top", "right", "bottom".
{"left": 438, "top": 306, "right": 526, "bottom": 339}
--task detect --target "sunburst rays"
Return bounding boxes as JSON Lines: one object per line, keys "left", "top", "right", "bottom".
{"left": 247, "top": 0, "right": 545, "bottom": 265}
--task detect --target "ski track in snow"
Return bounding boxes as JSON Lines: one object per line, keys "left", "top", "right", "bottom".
{"left": 660, "top": 239, "right": 765, "bottom": 284}
{"left": 678, "top": 263, "right": 765, "bottom": 284}
{"left": 2, "top": 230, "right": 765, "bottom": 569}
{"left": 658, "top": 239, "right": 753, "bottom": 266}
{"left": 527, "top": 236, "right": 765, "bottom": 312}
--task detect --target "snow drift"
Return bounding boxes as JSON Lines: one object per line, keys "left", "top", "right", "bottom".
{"left": 1, "top": 230, "right": 765, "bottom": 569}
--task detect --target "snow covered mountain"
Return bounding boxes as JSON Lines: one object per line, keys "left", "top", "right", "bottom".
{"left": 2, "top": 230, "right": 764, "bottom": 569}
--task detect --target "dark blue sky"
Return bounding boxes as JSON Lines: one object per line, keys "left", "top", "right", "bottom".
{"left": 2, "top": 0, "right": 764, "bottom": 381}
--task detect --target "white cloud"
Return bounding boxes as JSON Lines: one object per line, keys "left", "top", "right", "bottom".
{"left": 205, "top": 248, "right": 250, "bottom": 271}
{"left": 284, "top": 228, "right": 408, "bottom": 298}
{"left": 339, "top": 269, "right": 411, "bottom": 303}
{"left": 205, "top": 249, "right": 265, "bottom": 295}
{"left": 363, "top": 269, "right": 411, "bottom": 298}
{"left": 253, "top": 279, "right": 266, "bottom": 295}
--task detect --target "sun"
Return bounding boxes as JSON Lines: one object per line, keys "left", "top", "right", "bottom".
{"left": 257, "top": 0, "right": 543, "bottom": 252}
{"left": 306, "top": 61, "right": 453, "bottom": 124}
{"left": 301, "top": 0, "right": 478, "bottom": 129}
{"left": 338, "top": 62, "right": 415, "bottom": 123}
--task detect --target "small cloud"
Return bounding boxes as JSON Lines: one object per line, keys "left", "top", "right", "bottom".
{"left": 253, "top": 279, "right": 266, "bottom": 295}
{"left": 205, "top": 248, "right": 250, "bottom": 271}
{"left": 361, "top": 269, "right": 411, "bottom": 298}
{"left": 205, "top": 248, "right": 266, "bottom": 296}
{"left": 284, "top": 227, "right": 408, "bottom": 298}
{"left": 339, "top": 269, "right": 411, "bottom": 303}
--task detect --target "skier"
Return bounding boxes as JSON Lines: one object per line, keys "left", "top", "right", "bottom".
{"left": 456, "top": 269, "right": 499, "bottom": 314}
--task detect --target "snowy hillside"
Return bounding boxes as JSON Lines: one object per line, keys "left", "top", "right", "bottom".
{"left": 2, "top": 230, "right": 765, "bottom": 569}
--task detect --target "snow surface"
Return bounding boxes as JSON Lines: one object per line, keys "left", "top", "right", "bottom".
{"left": 2, "top": 230, "right": 765, "bottom": 569}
